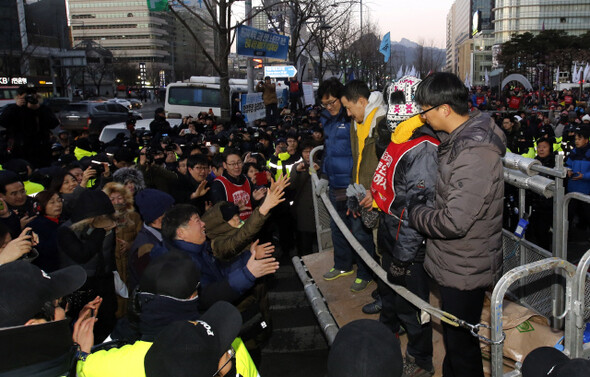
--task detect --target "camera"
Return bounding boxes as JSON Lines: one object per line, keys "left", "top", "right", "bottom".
{"left": 90, "top": 160, "right": 105, "bottom": 175}
{"left": 24, "top": 93, "right": 38, "bottom": 105}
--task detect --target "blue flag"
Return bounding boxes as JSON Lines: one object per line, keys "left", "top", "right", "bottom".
{"left": 379, "top": 32, "right": 391, "bottom": 63}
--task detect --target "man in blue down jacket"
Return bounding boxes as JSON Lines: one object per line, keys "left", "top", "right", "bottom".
{"left": 317, "top": 78, "right": 362, "bottom": 285}
{"left": 408, "top": 73, "right": 507, "bottom": 377}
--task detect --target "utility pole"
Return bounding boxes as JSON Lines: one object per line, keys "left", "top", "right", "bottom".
{"left": 246, "top": 0, "right": 254, "bottom": 93}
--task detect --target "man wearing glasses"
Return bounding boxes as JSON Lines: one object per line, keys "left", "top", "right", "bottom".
{"left": 322, "top": 79, "right": 386, "bottom": 294}
{"left": 210, "top": 149, "right": 266, "bottom": 220}
{"left": 408, "top": 72, "right": 506, "bottom": 377}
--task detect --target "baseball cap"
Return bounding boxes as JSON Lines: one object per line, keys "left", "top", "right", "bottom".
{"left": 327, "top": 319, "right": 403, "bottom": 377}
{"left": 144, "top": 301, "right": 242, "bottom": 377}
{"left": 0, "top": 261, "right": 86, "bottom": 327}
{"left": 139, "top": 251, "right": 200, "bottom": 299}
{"left": 521, "top": 346, "right": 590, "bottom": 377}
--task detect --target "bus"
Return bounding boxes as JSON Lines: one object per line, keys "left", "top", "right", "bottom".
{"left": 164, "top": 76, "right": 249, "bottom": 118}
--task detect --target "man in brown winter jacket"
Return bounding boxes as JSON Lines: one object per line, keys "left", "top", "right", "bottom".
{"left": 409, "top": 72, "right": 507, "bottom": 377}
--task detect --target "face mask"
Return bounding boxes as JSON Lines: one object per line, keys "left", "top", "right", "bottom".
{"left": 113, "top": 203, "right": 126, "bottom": 212}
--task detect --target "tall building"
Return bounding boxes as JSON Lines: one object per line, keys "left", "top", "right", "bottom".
{"left": 445, "top": 0, "right": 494, "bottom": 85}
{"left": 67, "top": 0, "right": 174, "bottom": 86}
{"left": 493, "top": 0, "right": 590, "bottom": 45}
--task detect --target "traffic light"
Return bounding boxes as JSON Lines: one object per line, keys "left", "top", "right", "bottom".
{"left": 253, "top": 58, "right": 263, "bottom": 69}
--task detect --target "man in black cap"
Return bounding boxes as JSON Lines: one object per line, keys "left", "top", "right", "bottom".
{"left": 327, "top": 319, "right": 403, "bottom": 377}
{"left": 0, "top": 261, "right": 87, "bottom": 375}
{"left": 128, "top": 188, "right": 175, "bottom": 292}
{"left": 521, "top": 346, "right": 590, "bottom": 377}
{"left": 149, "top": 107, "right": 171, "bottom": 138}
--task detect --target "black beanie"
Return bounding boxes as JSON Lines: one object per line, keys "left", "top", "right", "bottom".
{"left": 220, "top": 203, "right": 240, "bottom": 222}
{"left": 71, "top": 190, "right": 115, "bottom": 223}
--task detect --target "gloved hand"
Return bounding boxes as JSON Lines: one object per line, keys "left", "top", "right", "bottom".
{"left": 315, "top": 178, "right": 329, "bottom": 196}
{"left": 346, "top": 183, "right": 364, "bottom": 214}
{"left": 387, "top": 258, "right": 411, "bottom": 286}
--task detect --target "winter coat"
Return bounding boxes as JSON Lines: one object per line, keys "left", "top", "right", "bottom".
{"left": 127, "top": 224, "right": 162, "bottom": 293}
{"left": 29, "top": 215, "right": 60, "bottom": 272}
{"left": 255, "top": 81, "right": 278, "bottom": 105}
{"left": 150, "top": 240, "right": 246, "bottom": 309}
{"left": 289, "top": 161, "right": 316, "bottom": 233}
{"left": 409, "top": 110, "right": 507, "bottom": 290}
{"left": 201, "top": 201, "right": 269, "bottom": 262}
{"left": 375, "top": 125, "right": 439, "bottom": 264}
{"left": 565, "top": 144, "right": 590, "bottom": 194}
{"left": 321, "top": 106, "right": 353, "bottom": 189}
{"left": 350, "top": 91, "right": 387, "bottom": 189}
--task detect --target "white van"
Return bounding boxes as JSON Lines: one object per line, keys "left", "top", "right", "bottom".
{"left": 164, "top": 76, "right": 249, "bottom": 118}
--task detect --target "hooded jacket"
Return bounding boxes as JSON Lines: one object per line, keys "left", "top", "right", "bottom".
{"left": 409, "top": 110, "right": 507, "bottom": 290}
{"left": 350, "top": 91, "right": 387, "bottom": 189}
{"left": 200, "top": 201, "right": 269, "bottom": 262}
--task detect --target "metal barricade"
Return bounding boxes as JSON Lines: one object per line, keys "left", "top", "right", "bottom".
{"left": 491, "top": 258, "right": 577, "bottom": 377}
{"left": 303, "top": 147, "right": 590, "bottom": 376}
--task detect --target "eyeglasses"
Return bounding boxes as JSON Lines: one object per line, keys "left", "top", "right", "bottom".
{"left": 212, "top": 346, "right": 235, "bottom": 377}
{"left": 320, "top": 98, "right": 339, "bottom": 109}
{"left": 226, "top": 161, "right": 243, "bottom": 168}
{"left": 418, "top": 104, "right": 441, "bottom": 117}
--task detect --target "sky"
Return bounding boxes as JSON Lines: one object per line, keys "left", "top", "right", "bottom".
{"left": 236, "top": 0, "right": 455, "bottom": 49}
{"left": 367, "top": 0, "right": 454, "bottom": 48}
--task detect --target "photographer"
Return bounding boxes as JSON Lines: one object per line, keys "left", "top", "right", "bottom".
{"left": 0, "top": 86, "right": 59, "bottom": 169}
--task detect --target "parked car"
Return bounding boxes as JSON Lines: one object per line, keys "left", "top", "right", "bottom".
{"left": 99, "top": 118, "right": 181, "bottom": 143}
{"left": 108, "top": 98, "right": 133, "bottom": 110}
{"left": 58, "top": 101, "right": 142, "bottom": 134}
{"left": 129, "top": 98, "right": 143, "bottom": 109}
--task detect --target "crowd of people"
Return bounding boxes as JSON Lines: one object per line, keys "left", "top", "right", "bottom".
{"left": 0, "top": 72, "right": 588, "bottom": 377}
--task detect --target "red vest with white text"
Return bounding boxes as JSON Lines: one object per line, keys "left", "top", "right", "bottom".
{"left": 215, "top": 176, "right": 253, "bottom": 220}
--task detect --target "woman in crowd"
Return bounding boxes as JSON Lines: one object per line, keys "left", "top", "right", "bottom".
{"left": 57, "top": 189, "right": 117, "bottom": 342}
{"left": 28, "top": 190, "right": 63, "bottom": 272}
{"left": 112, "top": 167, "right": 145, "bottom": 196}
{"left": 49, "top": 170, "right": 85, "bottom": 221}
{"left": 102, "top": 182, "right": 142, "bottom": 317}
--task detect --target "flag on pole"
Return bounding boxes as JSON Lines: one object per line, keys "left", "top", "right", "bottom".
{"left": 147, "top": 0, "right": 168, "bottom": 11}
{"left": 379, "top": 32, "right": 391, "bottom": 63}
{"left": 484, "top": 68, "right": 489, "bottom": 86}
{"left": 577, "top": 65, "right": 584, "bottom": 83}
{"left": 555, "top": 66, "right": 560, "bottom": 84}
{"left": 572, "top": 63, "right": 578, "bottom": 83}
{"left": 583, "top": 63, "right": 590, "bottom": 83}
{"left": 464, "top": 73, "right": 470, "bottom": 88}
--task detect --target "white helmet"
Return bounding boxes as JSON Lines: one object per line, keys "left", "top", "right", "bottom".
{"left": 385, "top": 75, "right": 421, "bottom": 132}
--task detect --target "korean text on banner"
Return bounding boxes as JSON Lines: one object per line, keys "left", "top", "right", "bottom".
{"left": 237, "top": 25, "right": 289, "bottom": 60}
{"left": 240, "top": 93, "right": 266, "bottom": 123}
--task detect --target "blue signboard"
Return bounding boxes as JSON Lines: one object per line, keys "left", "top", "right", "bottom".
{"left": 264, "top": 66, "right": 297, "bottom": 78}
{"left": 237, "top": 25, "right": 289, "bottom": 60}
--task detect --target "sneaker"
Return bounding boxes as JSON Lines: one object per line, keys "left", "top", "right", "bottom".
{"left": 361, "top": 299, "right": 382, "bottom": 314}
{"left": 402, "top": 353, "right": 434, "bottom": 377}
{"left": 323, "top": 268, "right": 354, "bottom": 281}
{"left": 350, "top": 278, "right": 373, "bottom": 292}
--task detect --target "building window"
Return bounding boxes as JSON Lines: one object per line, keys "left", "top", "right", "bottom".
{"left": 560, "top": 17, "right": 566, "bottom": 23}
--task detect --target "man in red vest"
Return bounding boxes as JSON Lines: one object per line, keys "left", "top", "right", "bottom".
{"left": 210, "top": 149, "right": 266, "bottom": 220}
{"left": 371, "top": 76, "right": 438, "bottom": 377}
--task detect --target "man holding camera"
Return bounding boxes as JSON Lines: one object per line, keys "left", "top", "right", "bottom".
{"left": 0, "top": 86, "right": 59, "bottom": 169}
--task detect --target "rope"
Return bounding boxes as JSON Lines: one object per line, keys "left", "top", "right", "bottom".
{"left": 308, "top": 163, "right": 505, "bottom": 345}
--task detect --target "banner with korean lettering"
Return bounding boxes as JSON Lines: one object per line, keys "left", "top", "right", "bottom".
{"left": 240, "top": 93, "right": 266, "bottom": 122}
{"left": 237, "top": 25, "right": 289, "bottom": 60}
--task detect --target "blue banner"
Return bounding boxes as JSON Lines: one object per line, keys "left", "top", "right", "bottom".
{"left": 379, "top": 32, "right": 391, "bottom": 63}
{"left": 237, "top": 25, "right": 289, "bottom": 60}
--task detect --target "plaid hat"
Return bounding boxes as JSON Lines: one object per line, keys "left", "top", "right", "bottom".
{"left": 521, "top": 346, "right": 590, "bottom": 377}
{"left": 327, "top": 319, "right": 403, "bottom": 377}
{"left": 139, "top": 251, "right": 200, "bottom": 299}
{"left": 144, "top": 301, "right": 242, "bottom": 377}
{"left": 0, "top": 261, "right": 86, "bottom": 327}
{"left": 135, "top": 188, "right": 174, "bottom": 224}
